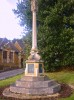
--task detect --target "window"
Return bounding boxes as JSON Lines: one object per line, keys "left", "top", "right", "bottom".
{"left": 3, "top": 51, "right": 7, "bottom": 63}
{"left": 9, "top": 52, "right": 13, "bottom": 63}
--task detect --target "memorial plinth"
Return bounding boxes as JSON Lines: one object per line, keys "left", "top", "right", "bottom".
{"left": 25, "top": 0, "right": 44, "bottom": 77}
{"left": 25, "top": 60, "right": 44, "bottom": 76}
{"left": 3, "top": 0, "right": 61, "bottom": 99}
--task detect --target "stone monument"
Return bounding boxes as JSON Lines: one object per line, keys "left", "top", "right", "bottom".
{"left": 3, "top": 0, "right": 61, "bottom": 99}
{"left": 25, "top": 0, "right": 44, "bottom": 77}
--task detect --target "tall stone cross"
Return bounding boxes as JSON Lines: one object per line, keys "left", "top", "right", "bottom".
{"left": 31, "top": 0, "right": 38, "bottom": 51}
{"left": 28, "top": 0, "right": 40, "bottom": 61}
{"left": 25, "top": 0, "right": 44, "bottom": 76}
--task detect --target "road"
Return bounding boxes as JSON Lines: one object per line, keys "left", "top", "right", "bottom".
{"left": 0, "top": 69, "right": 24, "bottom": 80}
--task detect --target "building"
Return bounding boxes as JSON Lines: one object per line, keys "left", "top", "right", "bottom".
{"left": 0, "top": 38, "right": 25, "bottom": 71}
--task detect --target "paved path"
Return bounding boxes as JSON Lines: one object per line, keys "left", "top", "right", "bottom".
{"left": 0, "top": 69, "right": 24, "bottom": 80}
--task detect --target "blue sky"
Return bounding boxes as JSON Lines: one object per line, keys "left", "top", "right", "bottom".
{"left": 0, "top": 0, "right": 23, "bottom": 40}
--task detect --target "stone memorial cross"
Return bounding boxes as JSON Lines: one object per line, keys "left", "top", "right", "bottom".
{"left": 28, "top": 0, "right": 41, "bottom": 61}
{"left": 31, "top": 0, "right": 38, "bottom": 51}
{"left": 25, "top": 0, "right": 44, "bottom": 76}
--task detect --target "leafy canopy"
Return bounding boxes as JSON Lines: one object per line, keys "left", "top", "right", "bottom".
{"left": 14, "top": 0, "right": 74, "bottom": 71}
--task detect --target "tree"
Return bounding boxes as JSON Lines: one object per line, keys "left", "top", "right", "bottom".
{"left": 23, "top": 32, "right": 32, "bottom": 60}
{"left": 38, "top": 0, "right": 74, "bottom": 71}
{"left": 14, "top": 0, "right": 74, "bottom": 71}
{"left": 13, "top": 0, "right": 32, "bottom": 31}
{"left": 13, "top": 0, "right": 32, "bottom": 60}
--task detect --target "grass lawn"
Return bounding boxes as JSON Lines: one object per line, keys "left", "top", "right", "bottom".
{"left": 45, "top": 71, "right": 74, "bottom": 100}
{"left": 0, "top": 74, "right": 23, "bottom": 87}
{"left": 45, "top": 71, "right": 74, "bottom": 84}
{"left": 0, "top": 71, "right": 74, "bottom": 100}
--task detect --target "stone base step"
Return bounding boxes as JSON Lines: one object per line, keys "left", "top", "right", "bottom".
{"left": 21, "top": 75, "right": 49, "bottom": 81}
{"left": 10, "top": 76, "right": 61, "bottom": 95}
{"left": 10, "top": 84, "right": 61, "bottom": 95}
{"left": 16, "top": 79, "right": 57, "bottom": 88}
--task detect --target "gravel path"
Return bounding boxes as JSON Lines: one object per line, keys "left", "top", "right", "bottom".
{"left": 0, "top": 69, "right": 24, "bottom": 80}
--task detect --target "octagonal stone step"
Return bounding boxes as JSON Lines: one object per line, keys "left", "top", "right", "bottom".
{"left": 21, "top": 76, "right": 49, "bottom": 81}
{"left": 10, "top": 84, "right": 61, "bottom": 95}
{"left": 16, "top": 79, "right": 57, "bottom": 88}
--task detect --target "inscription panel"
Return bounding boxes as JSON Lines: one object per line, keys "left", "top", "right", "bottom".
{"left": 28, "top": 64, "right": 34, "bottom": 73}
{"left": 39, "top": 64, "right": 42, "bottom": 73}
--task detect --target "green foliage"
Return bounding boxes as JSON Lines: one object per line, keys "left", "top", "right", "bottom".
{"left": 14, "top": 0, "right": 74, "bottom": 71}
{"left": 13, "top": 0, "right": 32, "bottom": 30}
{"left": 38, "top": 0, "right": 74, "bottom": 71}
{"left": 23, "top": 32, "right": 32, "bottom": 60}
{"left": 13, "top": 0, "right": 32, "bottom": 61}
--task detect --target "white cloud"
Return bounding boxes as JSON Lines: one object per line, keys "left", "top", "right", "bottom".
{"left": 0, "top": 0, "right": 23, "bottom": 40}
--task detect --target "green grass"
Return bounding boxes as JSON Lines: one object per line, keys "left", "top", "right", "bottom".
{"left": 45, "top": 71, "right": 74, "bottom": 100}
{"left": 45, "top": 71, "right": 74, "bottom": 84}
{"left": 0, "top": 74, "right": 23, "bottom": 87}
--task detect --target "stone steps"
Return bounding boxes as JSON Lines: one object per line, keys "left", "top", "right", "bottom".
{"left": 10, "top": 84, "right": 60, "bottom": 95}
{"left": 21, "top": 76, "right": 49, "bottom": 81}
{"left": 16, "top": 79, "right": 57, "bottom": 88}
{"left": 10, "top": 76, "right": 61, "bottom": 95}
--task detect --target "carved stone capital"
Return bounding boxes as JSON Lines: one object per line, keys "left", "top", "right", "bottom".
{"left": 31, "top": 0, "right": 38, "bottom": 12}
{"left": 28, "top": 50, "right": 41, "bottom": 61}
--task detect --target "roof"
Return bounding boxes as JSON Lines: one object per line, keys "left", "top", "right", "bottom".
{"left": 4, "top": 42, "right": 19, "bottom": 52}
{"left": 0, "top": 38, "right": 19, "bottom": 52}
{"left": 0, "top": 38, "right": 9, "bottom": 49}
{"left": 12, "top": 39, "right": 24, "bottom": 49}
